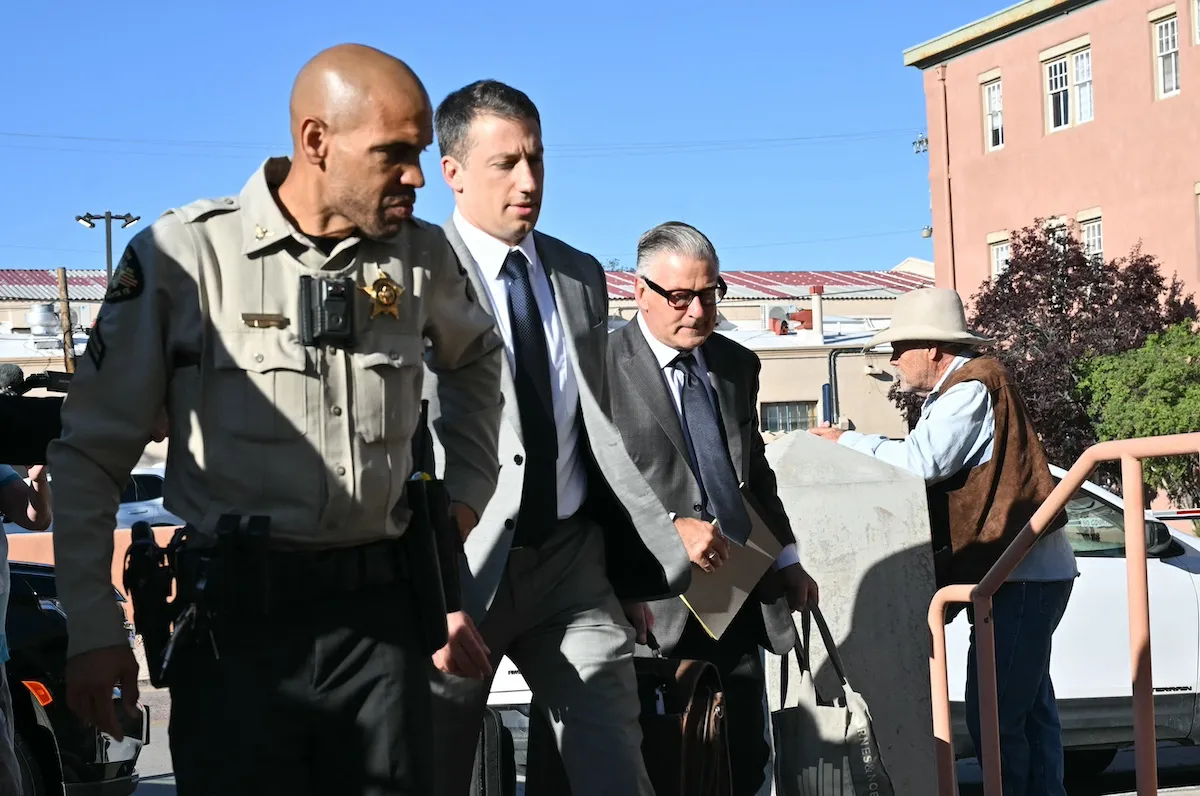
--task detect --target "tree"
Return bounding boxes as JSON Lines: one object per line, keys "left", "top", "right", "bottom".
{"left": 887, "top": 381, "right": 923, "bottom": 432}
{"left": 606, "top": 257, "right": 634, "bottom": 273}
{"left": 1077, "top": 322, "right": 1200, "bottom": 506}
{"left": 966, "top": 220, "right": 1196, "bottom": 487}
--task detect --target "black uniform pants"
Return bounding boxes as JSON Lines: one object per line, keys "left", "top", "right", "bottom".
{"left": 671, "top": 606, "right": 772, "bottom": 796}
{"left": 167, "top": 578, "right": 432, "bottom": 796}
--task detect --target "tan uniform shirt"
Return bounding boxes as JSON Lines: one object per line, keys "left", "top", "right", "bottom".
{"left": 47, "top": 157, "right": 504, "bottom": 658}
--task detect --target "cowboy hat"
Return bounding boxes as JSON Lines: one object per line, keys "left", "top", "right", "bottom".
{"left": 863, "top": 287, "right": 994, "bottom": 349}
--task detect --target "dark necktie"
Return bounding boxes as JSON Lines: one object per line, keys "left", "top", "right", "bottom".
{"left": 502, "top": 249, "right": 558, "bottom": 545}
{"left": 673, "top": 352, "right": 752, "bottom": 545}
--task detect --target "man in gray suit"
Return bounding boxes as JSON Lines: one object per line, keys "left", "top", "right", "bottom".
{"left": 608, "top": 221, "right": 819, "bottom": 796}
{"left": 422, "top": 80, "right": 691, "bottom": 796}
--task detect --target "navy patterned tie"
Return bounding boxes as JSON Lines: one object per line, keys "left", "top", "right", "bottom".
{"left": 502, "top": 249, "right": 558, "bottom": 544}
{"left": 673, "top": 352, "right": 752, "bottom": 545}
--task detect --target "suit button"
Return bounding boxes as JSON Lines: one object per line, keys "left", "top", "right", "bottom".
{"left": 514, "top": 455, "right": 524, "bottom": 465}
{"left": 694, "top": 503, "right": 703, "bottom": 512}
{"left": 505, "top": 519, "right": 515, "bottom": 530}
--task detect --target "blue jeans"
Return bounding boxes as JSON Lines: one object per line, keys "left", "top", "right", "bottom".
{"left": 965, "top": 579, "right": 1074, "bottom": 796}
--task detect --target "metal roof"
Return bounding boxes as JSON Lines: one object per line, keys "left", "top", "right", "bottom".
{"left": 0, "top": 267, "right": 934, "bottom": 304}
{"left": 605, "top": 269, "right": 933, "bottom": 301}
{"left": 0, "top": 270, "right": 109, "bottom": 302}
{"left": 607, "top": 314, "right": 894, "bottom": 351}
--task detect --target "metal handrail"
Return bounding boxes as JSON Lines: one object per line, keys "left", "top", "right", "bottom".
{"left": 929, "top": 432, "right": 1200, "bottom": 796}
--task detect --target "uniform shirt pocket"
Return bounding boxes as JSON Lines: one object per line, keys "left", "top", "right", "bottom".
{"left": 350, "top": 332, "right": 424, "bottom": 444}
{"left": 211, "top": 330, "right": 311, "bottom": 442}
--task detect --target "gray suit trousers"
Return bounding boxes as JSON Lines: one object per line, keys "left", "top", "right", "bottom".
{"left": 429, "top": 517, "right": 653, "bottom": 796}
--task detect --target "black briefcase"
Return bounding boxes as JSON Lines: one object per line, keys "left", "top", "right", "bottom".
{"left": 397, "top": 399, "right": 463, "bottom": 655}
{"left": 471, "top": 707, "right": 517, "bottom": 796}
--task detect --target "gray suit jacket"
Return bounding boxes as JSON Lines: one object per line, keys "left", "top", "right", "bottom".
{"left": 424, "top": 222, "right": 691, "bottom": 621}
{"left": 607, "top": 316, "right": 799, "bottom": 655}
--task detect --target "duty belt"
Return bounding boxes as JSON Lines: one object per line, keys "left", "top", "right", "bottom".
{"left": 176, "top": 520, "right": 411, "bottom": 615}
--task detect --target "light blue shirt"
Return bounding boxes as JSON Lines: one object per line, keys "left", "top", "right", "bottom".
{"left": 0, "top": 464, "right": 22, "bottom": 666}
{"left": 837, "top": 355, "right": 1078, "bottom": 582}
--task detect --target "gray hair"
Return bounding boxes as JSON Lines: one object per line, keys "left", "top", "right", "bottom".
{"left": 635, "top": 221, "right": 720, "bottom": 279}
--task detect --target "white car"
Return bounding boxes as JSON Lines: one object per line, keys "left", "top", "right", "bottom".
{"left": 114, "top": 466, "right": 184, "bottom": 529}
{"left": 2, "top": 465, "right": 183, "bottom": 534}
{"left": 947, "top": 465, "right": 1200, "bottom": 777}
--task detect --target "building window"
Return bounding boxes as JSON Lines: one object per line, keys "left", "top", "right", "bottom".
{"left": 983, "top": 80, "right": 1004, "bottom": 150}
{"left": 990, "top": 240, "right": 1012, "bottom": 276}
{"left": 1074, "top": 50, "right": 1094, "bottom": 123}
{"left": 761, "top": 402, "right": 817, "bottom": 434}
{"left": 1045, "top": 47, "right": 1094, "bottom": 131}
{"left": 1156, "top": 16, "right": 1180, "bottom": 98}
{"left": 1047, "top": 58, "right": 1070, "bottom": 130}
{"left": 1082, "top": 218, "right": 1103, "bottom": 261}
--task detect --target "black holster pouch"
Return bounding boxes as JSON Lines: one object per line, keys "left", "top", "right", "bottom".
{"left": 122, "top": 521, "right": 182, "bottom": 688}
{"left": 399, "top": 399, "right": 465, "bottom": 656}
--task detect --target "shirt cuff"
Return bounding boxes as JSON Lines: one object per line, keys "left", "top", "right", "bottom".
{"left": 838, "top": 430, "right": 885, "bottom": 455}
{"left": 772, "top": 543, "right": 800, "bottom": 570}
{"left": 65, "top": 599, "right": 133, "bottom": 660}
{"left": 445, "top": 472, "right": 496, "bottom": 524}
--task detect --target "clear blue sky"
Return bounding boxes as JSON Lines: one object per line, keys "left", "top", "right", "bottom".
{"left": 0, "top": 0, "right": 999, "bottom": 274}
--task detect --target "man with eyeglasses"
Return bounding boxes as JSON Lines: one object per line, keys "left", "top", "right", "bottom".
{"left": 606, "top": 221, "right": 819, "bottom": 796}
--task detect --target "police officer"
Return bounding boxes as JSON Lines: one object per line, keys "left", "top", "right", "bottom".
{"left": 46, "top": 44, "right": 504, "bottom": 796}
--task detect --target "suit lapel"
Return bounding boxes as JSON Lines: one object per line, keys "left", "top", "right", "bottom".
{"left": 535, "top": 233, "right": 592, "bottom": 388}
{"left": 620, "top": 321, "right": 693, "bottom": 464}
{"left": 442, "top": 219, "right": 523, "bottom": 444}
{"left": 702, "top": 341, "right": 745, "bottom": 482}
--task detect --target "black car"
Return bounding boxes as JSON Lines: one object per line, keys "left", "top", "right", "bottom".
{"left": 5, "top": 560, "right": 149, "bottom": 795}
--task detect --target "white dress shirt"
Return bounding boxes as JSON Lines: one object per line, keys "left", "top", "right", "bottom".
{"left": 837, "top": 354, "right": 1078, "bottom": 582}
{"left": 452, "top": 209, "right": 587, "bottom": 519}
{"left": 635, "top": 313, "right": 800, "bottom": 570}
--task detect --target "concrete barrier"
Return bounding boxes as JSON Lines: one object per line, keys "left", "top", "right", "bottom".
{"left": 764, "top": 430, "right": 938, "bottom": 794}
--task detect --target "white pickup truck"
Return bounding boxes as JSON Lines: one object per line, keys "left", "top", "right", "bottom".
{"left": 485, "top": 465, "right": 1200, "bottom": 780}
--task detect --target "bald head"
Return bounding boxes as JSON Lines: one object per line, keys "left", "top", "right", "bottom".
{"left": 278, "top": 44, "right": 434, "bottom": 241}
{"left": 290, "top": 44, "right": 428, "bottom": 138}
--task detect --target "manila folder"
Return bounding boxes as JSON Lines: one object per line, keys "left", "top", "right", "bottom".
{"left": 680, "top": 490, "right": 784, "bottom": 641}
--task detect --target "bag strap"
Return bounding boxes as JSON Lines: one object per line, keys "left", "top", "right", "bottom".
{"left": 802, "top": 605, "right": 852, "bottom": 690}
{"left": 778, "top": 605, "right": 853, "bottom": 708}
{"left": 779, "top": 629, "right": 812, "bottom": 709}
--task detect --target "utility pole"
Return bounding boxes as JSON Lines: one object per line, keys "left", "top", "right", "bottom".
{"left": 56, "top": 268, "right": 75, "bottom": 373}
{"left": 75, "top": 211, "right": 140, "bottom": 282}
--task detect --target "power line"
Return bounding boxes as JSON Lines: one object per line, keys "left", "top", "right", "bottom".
{"left": 0, "top": 127, "right": 921, "bottom": 161}
{"left": 0, "top": 243, "right": 104, "bottom": 254}
{"left": 0, "top": 131, "right": 278, "bottom": 149}
{"left": 597, "top": 228, "right": 920, "bottom": 259}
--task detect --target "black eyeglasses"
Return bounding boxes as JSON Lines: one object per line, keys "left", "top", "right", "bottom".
{"left": 641, "top": 276, "right": 728, "bottom": 309}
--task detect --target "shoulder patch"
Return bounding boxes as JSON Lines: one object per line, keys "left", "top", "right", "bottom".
{"left": 85, "top": 323, "right": 107, "bottom": 370}
{"left": 171, "top": 196, "right": 240, "bottom": 224}
{"left": 104, "top": 247, "right": 144, "bottom": 304}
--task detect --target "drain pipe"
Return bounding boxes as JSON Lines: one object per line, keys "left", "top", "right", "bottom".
{"left": 937, "top": 64, "right": 957, "bottom": 290}
{"left": 825, "top": 346, "right": 863, "bottom": 426}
